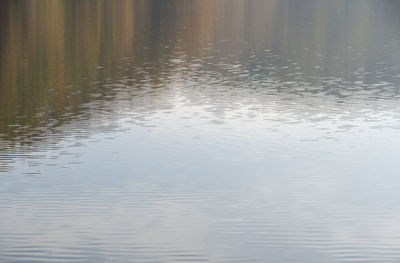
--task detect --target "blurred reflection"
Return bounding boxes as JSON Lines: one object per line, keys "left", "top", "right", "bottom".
{"left": 1, "top": 0, "right": 400, "bottom": 145}
{"left": 0, "top": 0, "right": 218, "bottom": 144}
{"left": 2, "top": 0, "right": 400, "bottom": 262}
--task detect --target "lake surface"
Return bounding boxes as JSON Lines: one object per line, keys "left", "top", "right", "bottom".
{"left": 1, "top": 0, "right": 400, "bottom": 262}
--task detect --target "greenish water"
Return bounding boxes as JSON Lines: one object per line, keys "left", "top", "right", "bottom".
{"left": 1, "top": 0, "right": 400, "bottom": 262}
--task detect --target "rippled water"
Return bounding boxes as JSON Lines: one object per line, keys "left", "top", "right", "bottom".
{"left": 2, "top": 0, "right": 400, "bottom": 262}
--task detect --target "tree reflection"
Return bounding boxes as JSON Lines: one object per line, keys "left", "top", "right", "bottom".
{"left": 0, "top": 0, "right": 399, "bottom": 148}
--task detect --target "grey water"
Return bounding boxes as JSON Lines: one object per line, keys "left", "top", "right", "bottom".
{"left": 1, "top": 0, "right": 400, "bottom": 262}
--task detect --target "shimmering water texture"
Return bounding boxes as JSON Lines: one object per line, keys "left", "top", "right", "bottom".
{"left": 2, "top": 0, "right": 400, "bottom": 262}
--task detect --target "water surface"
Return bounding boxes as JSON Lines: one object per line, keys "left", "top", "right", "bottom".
{"left": 1, "top": 0, "right": 400, "bottom": 262}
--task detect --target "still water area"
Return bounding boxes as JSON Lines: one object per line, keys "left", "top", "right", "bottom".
{"left": 1, "top": 0, "right": 400, "bottom": 262}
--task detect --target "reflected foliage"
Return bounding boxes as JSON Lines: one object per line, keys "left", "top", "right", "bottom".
{"left": 1, "top": 0, "right": 400, "bottom": 150}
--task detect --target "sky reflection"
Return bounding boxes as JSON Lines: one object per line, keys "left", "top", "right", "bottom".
{"left": 1, "top": 0, "right": 400, "bottom": 262}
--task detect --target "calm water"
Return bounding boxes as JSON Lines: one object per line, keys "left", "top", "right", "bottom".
{"left": 1, "top": 0, "right": 400, "bottom": 262}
